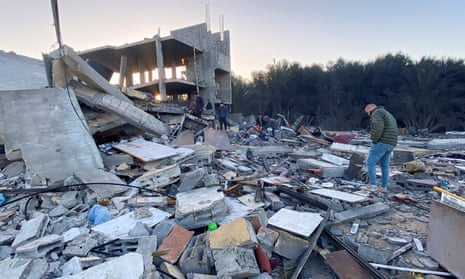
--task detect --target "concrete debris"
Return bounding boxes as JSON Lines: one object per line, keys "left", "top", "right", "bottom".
{"left": 1, "top": 22, "right": 465, "bottom": 279}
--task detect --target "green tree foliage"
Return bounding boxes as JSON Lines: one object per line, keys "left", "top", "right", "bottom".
{"left": 232, "top": 54, "right": 465, "bottom": 132}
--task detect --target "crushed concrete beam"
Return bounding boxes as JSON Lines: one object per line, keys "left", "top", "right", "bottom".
{"left": 332, "top": 202, "right": 390, "bottom": 224}
{"left": 73, "top": 85, "right": 169, "bottom": 136}
{"left": 48, "top": 45, "right": 131, "bottom": 103}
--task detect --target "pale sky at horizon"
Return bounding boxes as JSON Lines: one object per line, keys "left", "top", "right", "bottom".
{"left": 1, "top": 0, "right": 465, "bottom": 79}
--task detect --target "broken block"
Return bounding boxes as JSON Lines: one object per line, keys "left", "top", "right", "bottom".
{"left": 15, "top": 234, "right": 64, "bottom": 258}
{"left": 175, "top": 187, "right": 228, "bottom": 229}
{"left": 212, "top": 247, "right": 260, "bottom": 278}
{"left": 208, "top": 217, "right": 258, "bottom": 249}
{"left": 179, "top": 233, "right": 212, "bottom": 275}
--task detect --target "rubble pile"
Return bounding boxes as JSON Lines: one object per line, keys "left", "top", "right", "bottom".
{"left": 0, "top": 48, "right": 464, "bottom": 279}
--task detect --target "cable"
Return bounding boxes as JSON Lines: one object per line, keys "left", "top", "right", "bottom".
{"left": 0, "top": 182, "right": 167, "bottom": 208}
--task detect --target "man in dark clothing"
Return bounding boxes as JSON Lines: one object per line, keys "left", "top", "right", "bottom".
{"left": 206, "top": 100, "right": 213, "bottom": 110}
{"left": 194, "top": 94, "right": 204, "bottom": 117}
{"left": 262, "top": 115, "right": 280, "bottom": 137}
{"left": 217, "top": 102, "right": 228, "bottom": 130}
{"left": 364, "top": 104, "right": 398, "bottom": 191}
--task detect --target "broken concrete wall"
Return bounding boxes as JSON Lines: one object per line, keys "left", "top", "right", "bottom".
{"left": 0, "top": 88, "right": 103, "bottom": 184}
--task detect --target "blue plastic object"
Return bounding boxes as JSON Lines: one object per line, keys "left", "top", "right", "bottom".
{"left": 88, "top": 204, "right": 111, "bottom": 225}
{"left": 0, "top": 193, "right": 4, "bottom": 204}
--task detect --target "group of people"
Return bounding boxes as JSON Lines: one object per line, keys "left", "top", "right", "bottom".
{"left": 189, "top": 94, "right": 229, "bottom": 130}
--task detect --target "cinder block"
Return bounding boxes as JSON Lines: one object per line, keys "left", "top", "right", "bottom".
{"left": 179, "top": 233, "right": 212, "bottom": 274}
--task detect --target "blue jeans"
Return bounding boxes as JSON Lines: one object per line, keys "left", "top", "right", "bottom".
{"left": 366, "top": 142, "right": 395, "bottom": 187}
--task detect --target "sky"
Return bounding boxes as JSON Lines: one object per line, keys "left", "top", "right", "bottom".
{"left": 1, "top": 0, "right": 465, "bottom": 79}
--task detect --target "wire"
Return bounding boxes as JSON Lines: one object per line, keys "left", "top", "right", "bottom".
{"left": 0, "top": 182, "right": 166, "bottom": 208}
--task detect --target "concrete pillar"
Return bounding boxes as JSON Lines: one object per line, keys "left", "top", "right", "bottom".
{"left": 155, "top": 35, "right": 167, "bottom": 101}
{"left": 119, "top": 55, "right": 127, "bottom": 88}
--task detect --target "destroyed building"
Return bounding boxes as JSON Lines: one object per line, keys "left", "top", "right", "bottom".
{"left": 78, "top": 22, "right": 231, "bottom": 107}
{"left": 1, "top": 20, "right": 465, "bottom": 279}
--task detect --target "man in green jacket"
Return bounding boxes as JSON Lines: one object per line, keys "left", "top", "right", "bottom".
{"left": 364, "top": 104, "right": 398, "bottom": 191}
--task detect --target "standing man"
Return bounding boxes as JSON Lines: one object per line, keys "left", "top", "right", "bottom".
{"left": 194, "top": 94, "right": 204, "bottom": 117}
{"left": 217, "top": 102, "right": 228, "bottom": 130}
{"left": 364, "top": 104, "right": 398, "bottom": 191}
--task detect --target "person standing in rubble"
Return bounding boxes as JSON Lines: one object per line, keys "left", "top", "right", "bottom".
{"left": 217, "top": 102, "right": 228, "bottom": 130}
{"left": 194, "top": 94, "right": 204, "bottom": 117}
{"left": 364, "top": 103, "right": 398, "bottom": 191}
{"left": 262, "top": 115, "right": 280, "bottom": 138}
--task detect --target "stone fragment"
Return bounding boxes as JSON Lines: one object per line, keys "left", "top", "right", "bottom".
{"left": 62, "top": 256, "right": 83, "bottom": 277}
{"left": 357, "top": 244, "right": 391, "bottom": 264}
{"left": 63, "top": 235, "right": 98, "bottom": 257}
{"left": 12, "top": 214, "right": 49, "bottom": 248}
{"left": 0, "top": 257, "right": 33, "bottom": 279}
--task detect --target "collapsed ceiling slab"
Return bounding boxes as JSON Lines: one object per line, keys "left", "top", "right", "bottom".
{"left": 0, "top": 87, "right": 122, "bottom": 190}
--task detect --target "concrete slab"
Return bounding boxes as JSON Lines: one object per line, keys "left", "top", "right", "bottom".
{"left": 171, "top": 130, "right": 195, "bottom": 146}
{"left": 268, "top": 208, "right": 323, "bottom": 238}
{"left": 0, "top": 88, "right": 103, "bottom": 184}
{"left": 113, "top": 138, "right": 177, "bottom": 162}
{"left": 321, "top": 153, "right": 349, "bottom": 166}
{"left": 91, "top": 207, "right": 171, "bottom": 240}
{"left": 310, "top": 189, "right": 369, "bottom": 203}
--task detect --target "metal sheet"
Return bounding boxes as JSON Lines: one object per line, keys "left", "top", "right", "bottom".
{"left": 204, "top": 128, "right": 231, "bottom": 150}
{"left": 427, "top": 200, "right": 465, "bottom": 278}
{"left": 326, "top": 250, "right": 372, "bottom": 279}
